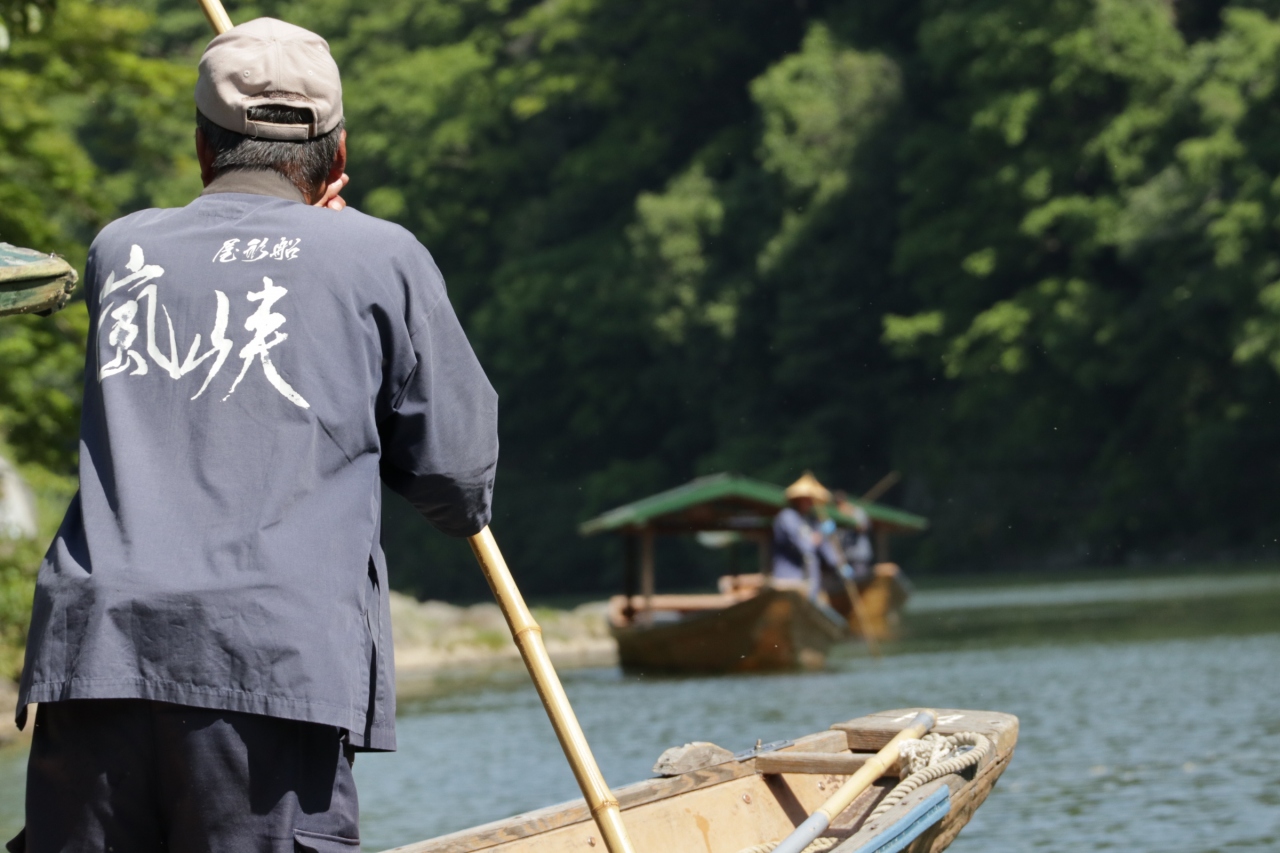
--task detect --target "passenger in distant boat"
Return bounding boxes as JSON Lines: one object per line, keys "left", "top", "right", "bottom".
{"left": 834, "top": 494, "right": 875, "bottom": 585}
{"left": 772, "top": 472, "right": 843, "bottom": 600}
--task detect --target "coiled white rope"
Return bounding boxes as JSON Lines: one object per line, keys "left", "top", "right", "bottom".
{"left": 868, "top": 732, "right": 991, "bottom": 819}
{"left": 735, "top": 836, "right": 840, "bottom": 853}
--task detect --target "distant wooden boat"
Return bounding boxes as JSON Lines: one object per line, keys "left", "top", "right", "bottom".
{"left": 384, "top": 706, "right": 1018, "bottom": 853}
{"left": 580, "top": 474, "right": 927, "bottom": 672}
{"left": 607, "top": 585, "right": 848, "bottom": 672}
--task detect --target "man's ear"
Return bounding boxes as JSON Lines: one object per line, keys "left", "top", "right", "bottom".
{"left": 196, "top": 127, "right": 216, "bottom": 187}
{"left": 326, "top": 129, "right": 348, "bottom": 185}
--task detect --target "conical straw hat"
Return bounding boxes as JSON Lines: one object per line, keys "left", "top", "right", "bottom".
{"left": 784, "top": 471, "right": 832, "bottom": 503}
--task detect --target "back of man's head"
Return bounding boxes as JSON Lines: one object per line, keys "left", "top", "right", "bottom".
{"left": 195, "top": 18, "right": 344, "bottom": 197}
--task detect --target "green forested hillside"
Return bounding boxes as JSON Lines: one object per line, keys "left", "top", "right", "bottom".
{"left": 4, "top": 0, "right": 1280, "bottom": 603}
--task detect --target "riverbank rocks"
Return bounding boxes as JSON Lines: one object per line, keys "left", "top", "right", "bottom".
{"left": 0, "top": 681, "right": 23, "bottom": 745}
{"left": 389, "top": 592, "right": 615, "bottom": 673}
{"left": 0, "top": 456, "right": 38, "bottom": 540}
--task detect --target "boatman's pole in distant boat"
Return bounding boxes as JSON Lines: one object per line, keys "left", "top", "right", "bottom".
{"left": 194, "top": 4, "right": 637, "bottom": 850}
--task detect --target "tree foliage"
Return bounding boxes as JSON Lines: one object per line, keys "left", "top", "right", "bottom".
{"left": 0, "top": 0, "right": 197, "bottom": 659}
{"left": 882, "top": 0, "right": 1280, "bottom": 562}
{"left": 0, "top": 0, "right": 54, "bottom": 46}
{"left": 5, "top": 0, "right": 1280, "bottom": 604}
{"left": 0, "top": 0, "right": 199, "bottom": 464}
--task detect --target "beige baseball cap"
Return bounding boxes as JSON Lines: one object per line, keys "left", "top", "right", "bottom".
{"left": 196, "top": 17, "right": 343, "bottom": 141}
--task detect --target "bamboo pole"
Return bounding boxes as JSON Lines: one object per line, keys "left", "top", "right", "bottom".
{"left": 840, "top": 575, "right": 881, "bottom": 658}
{"left": 198, "top": 0, "right": 233, "bottom": 34}
{"left": 469, "top": 528, "right": 636, "bottom": 853}
{"left": 194, "top": 3, "right": 637, "bottom": 851}
{"left": 639, "top": 528, "right": 655, "bottom": 625}
{"left": 860, "top": 470, "right": 900, "bottom": 504}
{"left": 771, "top": 710, "right": 936, "bottom": 853}
{"left": 822, "top": 504, "right": 879, "bottom": 656}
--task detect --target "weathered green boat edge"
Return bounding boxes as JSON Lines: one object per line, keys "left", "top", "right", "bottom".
{"left": 0, "top": 243, "right": 79, "bottom": 317}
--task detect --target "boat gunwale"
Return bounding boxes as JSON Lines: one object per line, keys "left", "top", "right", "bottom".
{"left": 382, "top": 708, "right": 1018, "bottom": 853}
{"left": 607, "top": 587, "right": 847, "bottom": 641}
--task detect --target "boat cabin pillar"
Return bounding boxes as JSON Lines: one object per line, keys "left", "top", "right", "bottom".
{"left": 755, "top": 532, "right": 771, "bottom": 578}
{"left": 622, "top": 534, "right": 639, "bottom": 620}
{"left": 640, "top": 529, "right": 655, "bottom": 624}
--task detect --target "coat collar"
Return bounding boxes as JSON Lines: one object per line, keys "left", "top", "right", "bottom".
{"left": 201, "top": 169, "right": 306, "bottom": 203}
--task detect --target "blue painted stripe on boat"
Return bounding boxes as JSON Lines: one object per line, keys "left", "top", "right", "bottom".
{"left": 844, "top": 787, "right": 951, "bottom": 853}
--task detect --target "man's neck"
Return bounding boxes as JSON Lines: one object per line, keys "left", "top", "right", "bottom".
{"left": 201, "top": 169, "right": 306, "bottom": 203}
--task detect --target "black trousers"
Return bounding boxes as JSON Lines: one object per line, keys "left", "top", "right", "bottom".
{"left": 10, "top": 700, "right": 360, "bottom": 853}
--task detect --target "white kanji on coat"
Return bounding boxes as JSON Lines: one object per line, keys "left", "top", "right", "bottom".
{"left": 241, "top": 238, "right": 271, "bottom": 262}
{"left": 269, "top": 238, "right": 301, "bottom": 260}
{"left": 223, "top": 276, "right": 310, "bottom": 409}
{"left": 99, "top": 299, "right": 148, "bottom": 378}
{"left": 212, "top": 239, "right": 241, "bottom": 263}
{"left": 132, "top": 284, "right": 234, "bottom": 399}
{"left": 99, "top": 245, "right": 233, "bottom": 393}
{"left": 99, "top": 244, "right": 163, "bottom": 378}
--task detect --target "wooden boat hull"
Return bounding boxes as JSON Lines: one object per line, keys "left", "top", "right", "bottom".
{"left": 609, "top": 587, "right": 848, "bottom": 673}
{"left": 384, "top": 707, "right": 1018, "bottom": 853}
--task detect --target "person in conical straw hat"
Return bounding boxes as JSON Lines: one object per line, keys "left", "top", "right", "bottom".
{"left": 784, "top": 471, "right": 832, "bottom": 505}
{"left": 772, "top": 472, "right": 842, "bottom": 599}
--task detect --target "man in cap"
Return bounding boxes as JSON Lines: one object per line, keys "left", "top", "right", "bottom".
{"left": 771, "top": 472, "right": 843, "bottom": 599}
{"left": 11, "top": 18, "right": 498, "bottom": 853}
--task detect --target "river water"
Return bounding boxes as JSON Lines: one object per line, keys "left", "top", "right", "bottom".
{"left": 0, "top": 569, "right": 1276, "bottom": 851}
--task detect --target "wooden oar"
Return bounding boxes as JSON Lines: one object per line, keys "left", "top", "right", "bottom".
{"left": 839, "top": 573, "right": 881, "bottom": 658}
{"left": 194, "top": 4, "right": 636, "bottom": 852}
{"left": 822, "top": 508, "right": 880, "bottom": 657}
{"left": 860, "top": 470, "right": 900, "bottom": 504}
{"left": 771, "top": 710, "right": 935, "bottom": 853}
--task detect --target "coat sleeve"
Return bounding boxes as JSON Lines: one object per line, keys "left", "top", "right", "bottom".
{"left": 378, "top": 256, "right": 498, "bottom": 538}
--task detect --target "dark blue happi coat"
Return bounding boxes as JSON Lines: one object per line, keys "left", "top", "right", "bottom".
{"left": 17, "top": 171, "right": 499, "bottom": 751}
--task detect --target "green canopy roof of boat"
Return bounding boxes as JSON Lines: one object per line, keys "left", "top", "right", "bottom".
{"left": 578, "top": 473, "right": 928, "bottom": 537}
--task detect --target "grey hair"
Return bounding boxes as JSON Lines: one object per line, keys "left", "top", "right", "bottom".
{"left": 196, "top": 101, "right": 344, "bottom": 197}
